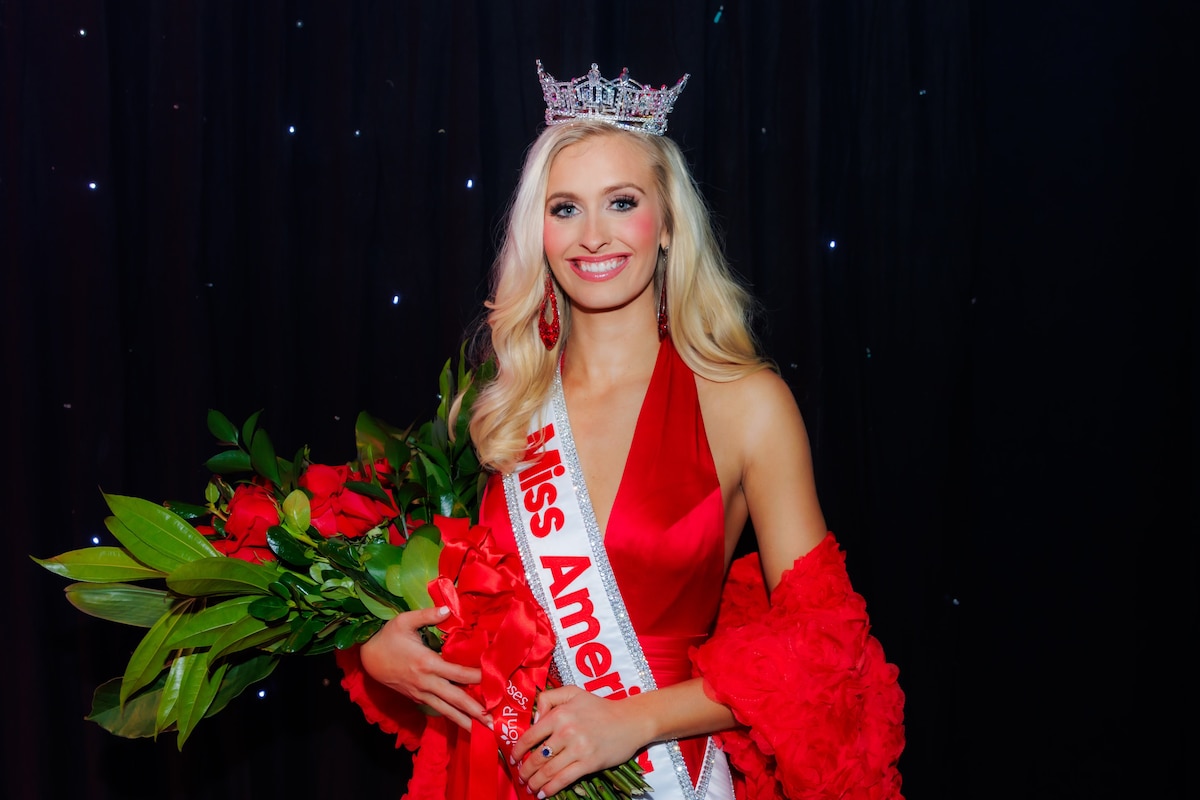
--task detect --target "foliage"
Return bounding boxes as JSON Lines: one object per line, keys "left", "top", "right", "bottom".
{"left": 33, "top": 347, "right": 649, "bottom": 798}
{"left": 33, "top": 349, "right": 490, "bottom": 748}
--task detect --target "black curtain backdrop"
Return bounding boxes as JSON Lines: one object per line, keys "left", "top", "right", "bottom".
{"left": 4, "top": 2, "right": 1195, "bottom": 798}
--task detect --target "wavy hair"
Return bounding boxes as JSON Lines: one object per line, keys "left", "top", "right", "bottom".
{"left": 458, "top": 119, "right": 770, "bottom": 474}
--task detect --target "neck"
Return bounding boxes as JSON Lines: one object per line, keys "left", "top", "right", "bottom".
{"left": 561, "top": 306, "right": 660, "bottom": 388}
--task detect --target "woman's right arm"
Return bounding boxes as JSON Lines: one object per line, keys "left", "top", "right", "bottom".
{"left": 358, "top": 605, "right": 491, "bottom": 731}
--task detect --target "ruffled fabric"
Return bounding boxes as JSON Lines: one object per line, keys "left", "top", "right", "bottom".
{"left": 334, "top": 646, "right": 457, "bottom": 800}
{"left": 691, "top": 533, "right": 905, "bottom": 800}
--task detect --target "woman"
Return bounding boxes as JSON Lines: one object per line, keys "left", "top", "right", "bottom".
{"left": 339, "top": 62, "right": 905, "bottom": 800}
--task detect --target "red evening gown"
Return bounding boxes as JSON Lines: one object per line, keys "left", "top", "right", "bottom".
{"left": 336, "top": 338, "right": 905, "bottom": 799}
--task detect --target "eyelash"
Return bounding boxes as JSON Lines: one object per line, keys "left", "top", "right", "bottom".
{"left": 549, "top": 196, "right": 639, "bottom": 218}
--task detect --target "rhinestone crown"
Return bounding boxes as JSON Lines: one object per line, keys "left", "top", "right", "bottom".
{"left": 536, "top": 60, "right": 689, "bottom": 136}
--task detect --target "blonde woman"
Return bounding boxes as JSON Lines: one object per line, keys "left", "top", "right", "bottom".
{"left": 340, "top": 62, "right": 905, "bottom": 800}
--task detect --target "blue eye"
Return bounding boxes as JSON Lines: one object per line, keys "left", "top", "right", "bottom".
{"left": 611, "top": 196, "right": 637, "bottom": 211}
{"left": 549, "top": 202, "right": 578, "bottom": 218}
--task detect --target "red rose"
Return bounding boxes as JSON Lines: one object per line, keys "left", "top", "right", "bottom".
{"left": 200, "top": 521, "right": 276, "bottom": 564}
{"left": 210, "top": 483, "right": 280, "bottom": 562}
{"left": 300, "top": 461, "right": 396, "bottom": 539}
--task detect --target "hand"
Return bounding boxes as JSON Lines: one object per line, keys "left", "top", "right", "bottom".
{"left": 358, "top": 605, "right": 490, "bottom": 731}
{"left": 511, "top": 686, "right": 648, "bottom": 798}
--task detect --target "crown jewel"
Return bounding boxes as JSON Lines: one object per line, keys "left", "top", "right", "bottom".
{"left": 536, "top": 60, "right": 689, "bottom": 136}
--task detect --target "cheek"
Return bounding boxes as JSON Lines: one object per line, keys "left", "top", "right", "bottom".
{"left": 622, "top": 211, "right": 662, "bottom": 249}
{"left": 543, "top": 222, "right": 568, "bottom": 257}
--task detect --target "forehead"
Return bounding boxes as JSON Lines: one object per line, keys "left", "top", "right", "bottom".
{"left": 546, "top": 132, "right": 657, "bottom": 190}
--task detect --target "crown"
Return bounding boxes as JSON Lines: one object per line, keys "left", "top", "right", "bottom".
{"left": 536, "top": 60, "right": 689, "bottom": 136}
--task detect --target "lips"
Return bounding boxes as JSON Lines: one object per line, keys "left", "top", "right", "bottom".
{"left": 569, "top": 255, "right": 629, "bottom": 281}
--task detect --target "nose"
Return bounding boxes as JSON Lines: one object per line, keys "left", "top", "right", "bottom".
{"left": 579, "top": 214, "right": 609, "bottom": 253}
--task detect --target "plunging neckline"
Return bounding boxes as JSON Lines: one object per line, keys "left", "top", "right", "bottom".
{"left": 556, "top": 340, "right": 662, "bottom": 540}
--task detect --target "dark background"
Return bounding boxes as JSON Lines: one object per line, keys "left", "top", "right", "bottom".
{"left": 4, "top": 1, "right": 1195, "bottom": 798}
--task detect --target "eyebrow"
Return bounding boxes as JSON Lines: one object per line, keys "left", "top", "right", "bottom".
{"left": 545, "top": 182, "right": 647, "bottom": 203}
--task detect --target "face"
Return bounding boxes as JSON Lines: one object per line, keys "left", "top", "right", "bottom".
{"left": 543, "top": 132, "right": 670, "bottom": 321}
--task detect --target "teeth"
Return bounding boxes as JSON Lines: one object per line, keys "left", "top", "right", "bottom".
{"left": 574, "top": 257, "right": 625, "bottom": 273}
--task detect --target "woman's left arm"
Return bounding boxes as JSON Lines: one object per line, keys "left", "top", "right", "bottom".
{"left": 732, "top": 368, "right": 829, "bottom": 591}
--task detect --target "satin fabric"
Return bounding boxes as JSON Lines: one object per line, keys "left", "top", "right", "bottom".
{"left": 483, "top": 337, "right": 727, "bottom": 786}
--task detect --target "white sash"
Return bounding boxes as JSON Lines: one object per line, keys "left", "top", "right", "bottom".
{"left": 503, "top": 372, "right": 735, "bottom": 800}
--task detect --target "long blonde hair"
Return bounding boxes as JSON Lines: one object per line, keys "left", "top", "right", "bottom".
{"left": 460, "top": 119, "right": 770, "bottom": 473}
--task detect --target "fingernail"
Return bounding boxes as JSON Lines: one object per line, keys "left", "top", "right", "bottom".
{"left": 436, "top": 605, "right": 450, "bottom": 616}
{"left": 537, "top": 792, "right": 546, "bottom": 800}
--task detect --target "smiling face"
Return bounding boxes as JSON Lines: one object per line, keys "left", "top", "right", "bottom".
{"left": 542, "top": 131, "right": 671, "bottom": 324}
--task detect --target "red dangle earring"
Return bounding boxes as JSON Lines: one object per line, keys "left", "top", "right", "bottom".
{"left": 539, "top": 270, "right": 561, "bottom": 350}
{"left": 657, "top": 246, "right": 670, "bottom": 340}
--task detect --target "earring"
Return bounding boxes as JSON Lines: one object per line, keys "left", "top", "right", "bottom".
{"left": 539, "top": 270, "right": 560, "bottom": 350}
{"left": 657, "top": 246, "right": 669, "bottom": 340}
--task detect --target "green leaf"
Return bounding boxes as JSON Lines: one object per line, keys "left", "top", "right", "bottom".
{"left": 333, "top": 618, "right": 367, "bottom": 650}
{"left": 389, "top": 533, "right": 441, "bottom": 611}
{"left": 247, "top": 595, "right": 290, "bottom": 622}
{"left": 103, "top": 492, "right": 221, "bottom": 570}
{"left": 276, "top": 570, "right": 323, "bottom": 599}
{"left": 156, "top": 652, "right": 189, "bottom": 735}
{"left": 360, "top": 540, "right": 406, "bottom": 595}
{"left": 206, "top": 409, "right": 240, "bottom": 445}
{"left": 167, "top": 557, "right": 280, "bottom": 597}
{"left": 267, "top": 525, "right": 313, "bottom": 566}
{"left": 414, "top": 442, "right": 454, "bottom": 489}
{"left": 208, "top": 613, "right": 287, "bottom": 662}
{"left": 391, "top": 483, "right": 424, "bottom": 518}
{"left": 166, "top": 595, "right": 260, "bottom": 649}
{"left": 437, "top": 356, "right": 453, "bottom": 422}
{"left": 88, "top": 675, "right": 168, "bottom": 739}
{"left": 121, "top": 599, "right": 196, "bottom": 705}
{"left": 163, "top": 501, "right": 210, "bottom": 521}
{"left": 241, "top": 409, "right": 263, "bottom": 452}
{"left": 355, "top": 587, "right": 400, "bottom": 620}
{"left": 344, "top": 479, "right": 396, "bottom": 509}
{"left": 206, "top": 652, "right": 277, "bottom": 717}
{"left": 278, "top": 613, "right": 327, "bottom": 654}
{"left": 250, "top": 429, "right": 281, "bottom": 485}
{"left": 204, "top": 449, "right": 253, "bottom": 474}
{"left": 282, "top": 489, "right": 311, "bottom": 531}
{"left": 384, "top": 435, "right": 410, "bottom": 478}
{"left": 32, "top": 547, "right": 164, "bottom": 583}
{"left": 64, "top": 582, "right": 173, "bottom": 627}
{"left": 176, "top": 654, "right": 227, "bottom": 749}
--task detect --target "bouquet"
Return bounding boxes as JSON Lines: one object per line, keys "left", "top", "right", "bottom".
{"left": 34, "top": 351, "right": 649, "bottom": 800}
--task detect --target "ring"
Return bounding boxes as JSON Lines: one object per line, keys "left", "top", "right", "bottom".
{"left": 540, "top": 744, "right": 554, "bottom": 759}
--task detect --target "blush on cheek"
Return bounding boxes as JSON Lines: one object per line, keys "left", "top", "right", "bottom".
{"left": 624, "top": 211, "right": 660, "bottom": 246}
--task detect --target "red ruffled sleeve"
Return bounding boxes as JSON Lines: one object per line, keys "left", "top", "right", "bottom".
{"left": 334, "top": 645, "right": 427, "bottom": 750}
{"left": 334, "top": 646, "right": 455, "bottom": 800}
{"left": 691, "top": 533, "right": 905, "bottom": 800}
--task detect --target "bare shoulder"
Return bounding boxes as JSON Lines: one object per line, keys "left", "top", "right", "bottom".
{"left": 697, "top": 367, "right": 826, "bottom": 586}
{"left": 696, "top": 367, "right": 806, "bottom": 443}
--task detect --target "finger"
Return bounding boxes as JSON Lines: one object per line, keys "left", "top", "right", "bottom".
{"left": 512, "top": 718, "right": 551, "bottom": 763}
{"left": 529, "top": 748, "right": 583, "bottom": 798}
{"left": 433, "top": 681, "right": 491, "bottom": 726}
{"left": 532, "top": 685, "right": 580, "bottom": 720}
{"left": 431, "top": 657, "right": 482, "bottom": 686}
{"left": 418, "top": 693, "right": 475, "bottom": 732}
{"left": 394, "top": 604, "right": 452, "bottom": 632}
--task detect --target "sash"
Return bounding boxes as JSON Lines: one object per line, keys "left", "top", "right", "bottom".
{"left": 502, "top": 372, "right": 735, "bottom": 800}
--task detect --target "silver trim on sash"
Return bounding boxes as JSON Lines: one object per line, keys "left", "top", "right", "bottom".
{"left": 503, "top": 370, "right": 734, "bottom": 800}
